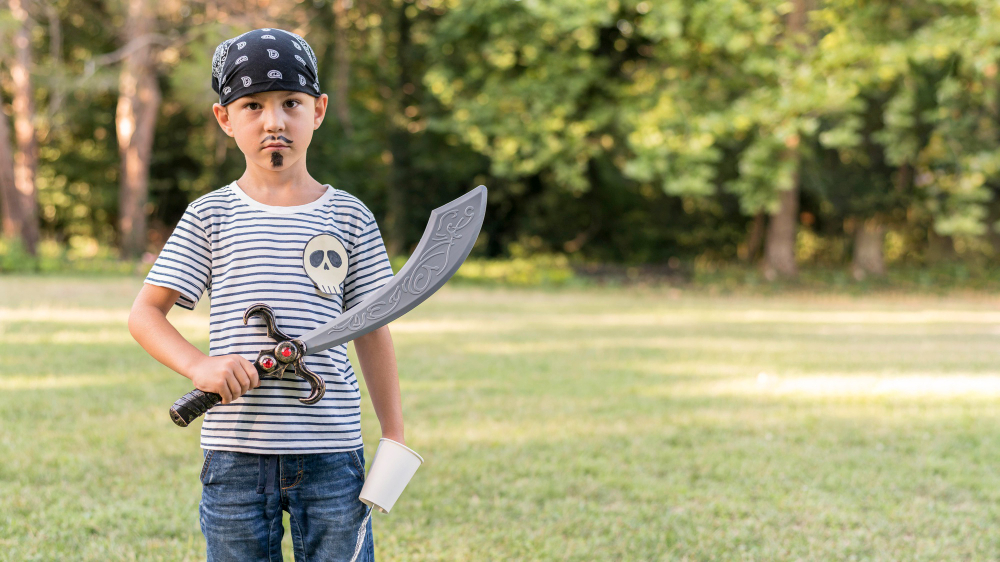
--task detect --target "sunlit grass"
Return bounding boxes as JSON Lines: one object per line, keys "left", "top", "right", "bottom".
{"left": 1, "top": 276, "right": 1000, "bottom": 560}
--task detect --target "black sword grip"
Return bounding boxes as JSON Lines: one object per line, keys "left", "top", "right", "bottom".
{"left": 169, "top": 360, "right": 273, "bottom": 427}
{"left": 170, "top": 389, "right": 223, "bottom": 427}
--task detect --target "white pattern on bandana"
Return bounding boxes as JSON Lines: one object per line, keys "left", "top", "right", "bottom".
{"left": 277, "top": 29, "right": 319, "bottom": 74}
{"left": 211, "top": 38, "right": 235, "bottom": 82}
{"left": 213, "top": 28, "right": 321, "bottom": 104}
{"left": 211, "top": 29, "right": 252, "bottom": 84}
{"left": 300, "top": 41, "right": 317, "bottom": 72}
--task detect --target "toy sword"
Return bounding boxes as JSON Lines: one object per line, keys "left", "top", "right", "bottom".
{"left": 169, "top": 185, "right": 488, "bottom": 427}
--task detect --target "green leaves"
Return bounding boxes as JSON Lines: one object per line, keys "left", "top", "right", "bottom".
{"left": 22, "top": 0, "right": 1000, "bottom": 265}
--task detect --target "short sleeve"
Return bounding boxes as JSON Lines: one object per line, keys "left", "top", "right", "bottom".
{"left": 144, "top": 204, "right": 212, "bottom": 310}
{"left": 343, "top": 210, "right": 394, "bottom": 311}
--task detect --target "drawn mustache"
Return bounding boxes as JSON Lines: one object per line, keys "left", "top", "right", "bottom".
{"left": 261, "top": 135, "right": 293, "bottom": 145}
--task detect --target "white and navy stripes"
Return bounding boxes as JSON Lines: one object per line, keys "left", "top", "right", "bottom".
{"left": 145, "top": 181, "right": 394, "bottom": 454}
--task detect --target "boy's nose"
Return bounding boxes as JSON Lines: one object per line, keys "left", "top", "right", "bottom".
{"left": 262, "top": 108, "right": 285, "bottom": 132}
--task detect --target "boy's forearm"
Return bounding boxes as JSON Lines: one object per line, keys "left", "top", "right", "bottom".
{"left": 128, "top": 304, "right": 206, "bottom": 380}
{"left": 353, "top": 326, "right": 405, "bottom": 444}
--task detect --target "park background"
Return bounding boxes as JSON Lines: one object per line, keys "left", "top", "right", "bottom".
{"left": 2, "top": 0, "right": 1000, "bottom": 560}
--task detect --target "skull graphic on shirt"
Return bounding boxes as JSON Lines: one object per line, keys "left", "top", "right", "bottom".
{"left": 302, "top": 233, "right": 348, "bottom": 295}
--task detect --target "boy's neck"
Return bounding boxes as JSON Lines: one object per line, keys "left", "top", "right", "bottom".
{"left": 236, "top": 159, "right": 327, "bottom": 207}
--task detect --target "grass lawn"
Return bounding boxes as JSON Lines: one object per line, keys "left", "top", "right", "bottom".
{"left": 1, "top": 276, "right": 1000, "bottom": 560}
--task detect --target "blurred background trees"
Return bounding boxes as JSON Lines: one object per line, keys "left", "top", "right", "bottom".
{"left": 2, "top": 0, "right": 1000, "bottom": 279}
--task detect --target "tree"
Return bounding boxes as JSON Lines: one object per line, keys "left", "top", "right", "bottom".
{"left": 622, "top": 0, "right": 820, "bottom": 275}
{"left": 0, "top": 77, "right": 20, "bottom": 246}
{"left": 762, "top": 0, "right": 809, "bottom": 278}
{"left": 115, "top": 0, "right": 162, "bottom": 258}
{"left": 14, "top": 0, "right": 1000, "bottom": 273}
{"left": 2, "top": 0, "right": 40, "bottom": 256}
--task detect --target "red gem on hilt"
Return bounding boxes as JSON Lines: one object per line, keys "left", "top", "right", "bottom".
{"left": 280, "top": 347, "right": 293, "bottom": 358}
{"left": 260, "top": 357, "right": 276, "bottom": 370}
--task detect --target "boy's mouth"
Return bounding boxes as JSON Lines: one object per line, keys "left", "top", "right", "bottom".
{"left": 261, "top": 135, "right": 293, "bottom": 150}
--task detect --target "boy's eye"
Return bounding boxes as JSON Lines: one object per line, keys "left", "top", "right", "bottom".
{"left": 244, "top": 100, "right": 299, "bottom": 110}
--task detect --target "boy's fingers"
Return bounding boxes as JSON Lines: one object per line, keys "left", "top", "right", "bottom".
{"left": 235, "top": 368, "right": 251, "bottom": 395}
{"left": 241, "top": 357, "right": 260, "bottom": 388}
{"left": 218, "top": 383, "right": 233, "bottom": 405}
{"left": 226, "top": 374, "right": 242, "bottom": 401}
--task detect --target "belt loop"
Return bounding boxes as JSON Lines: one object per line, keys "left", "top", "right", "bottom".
{"left": 256, "top": 455, "right": 267, "bottom": 494}
{"left": 266, "top": 454, "right": 278, "bottom": 493}
{"left": 256, "top": 454, "right": 280, "bottom": 495}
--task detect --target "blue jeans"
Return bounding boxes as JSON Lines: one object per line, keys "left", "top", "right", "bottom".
{"left": 199, "top": 447, "right": 374, "bottom": 561}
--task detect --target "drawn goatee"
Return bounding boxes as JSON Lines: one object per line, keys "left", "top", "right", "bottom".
{"left": 271, "top": 151, "right": 283, "bottom": 168}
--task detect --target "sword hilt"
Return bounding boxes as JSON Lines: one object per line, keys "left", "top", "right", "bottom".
{"left": 170, "top": 389, "right": 222, "bottom": 427}
{"left": 169, "top": 304, "right": 327, "bottom": 427}
{"left": 169, "top": 359, "right": 273, "bottom": 427}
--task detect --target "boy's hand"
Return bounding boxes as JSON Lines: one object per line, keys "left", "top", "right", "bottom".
{"left": 188, "top": 355, "right": 260, "bottom": 404}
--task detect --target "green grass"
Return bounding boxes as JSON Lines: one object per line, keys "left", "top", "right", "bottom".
{"left": 2, "top": 276, "right": 1000, "bottom": 560}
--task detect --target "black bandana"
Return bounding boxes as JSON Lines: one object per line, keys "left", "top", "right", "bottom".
{"left": 211, "top": 28, "right": 322, "bottom": 106}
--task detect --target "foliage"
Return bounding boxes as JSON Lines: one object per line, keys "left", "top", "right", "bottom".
{"left": 5, "top": 0, "right": 1000, "bottom": 271}
{"left": 454, "top": 254, "right": 577, "bottom": 287}
{"left": 0, "top": 236, "right": 36, "bottom": 272}
{"left": 0, "top": 236, "right": 141, "bottom": 275}
{"left": 690, "top": 262, "right": 1000, "bottom": 295}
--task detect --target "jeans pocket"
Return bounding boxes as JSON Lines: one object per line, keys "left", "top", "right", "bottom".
{"left": 200, "top": 449, "right": 216, "bottom": 485}
{"left": 349, "top": 448, "right": 366, "bottom": 484}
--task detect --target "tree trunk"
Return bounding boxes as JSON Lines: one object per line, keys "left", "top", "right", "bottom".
{"left": 895, "top": 161, "right": 911, "bottom": 194}
{"left": 852, "top": 217, "right": 885, "bottom": 279}
{"left": 788, "top": 0, "right": 809, "bottom": 37}
{"left": 741, "top": 211, "right": 766, "bottom": 263}
{"left": 987, "top": 60, "right": 1000, "bottom": 255}
{"left": 115, "top": 0, "right": 162, "bottom": 258}
{"left": 385, "top": 2, "right": 413, "bottom": 257}
{"left": 927, "top": 230, "right": 956, "bottom": 263}
{"left": 0, "top": 87, "right": 22, "bottom": 243}
{"left": 763, "top": 0, "right": 808, "bottom": 279}
{"left": 331, "top": 0, "right": 354, "bottom": 137}
{"left": 986, "top": 199, "right": 1000, "bottom": 257}
{"left": 764, "top": 175, "right": 799, "bottom": 278}
{"left": 8, "top": 0, "right": 40, "bottom": 255}
{"left": 44, "top": 2, "right": 64, "bottom": 123}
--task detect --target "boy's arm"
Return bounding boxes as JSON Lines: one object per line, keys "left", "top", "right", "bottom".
{"left": 353, "top": 325, "right": 405, "bottom": 445}
{"left": 129, "top": 284, "right": 207, "bottom": 378}
{"left": 129, "top": 283, "right": 259, "bottom": 404}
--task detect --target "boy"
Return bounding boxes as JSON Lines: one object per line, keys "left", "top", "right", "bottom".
{"left": 128, "top": 28, "right": 402, "bottom": 561}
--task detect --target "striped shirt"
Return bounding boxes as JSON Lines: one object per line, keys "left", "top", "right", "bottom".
{"left": 144, "top": 181, "right": 394, "bottom": 454}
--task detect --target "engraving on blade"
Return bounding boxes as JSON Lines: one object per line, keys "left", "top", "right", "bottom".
{"left": 298, "top": 185, "right": 487, "bottom": 354}
{"left": 326, "top": 204, "right": 476, "bottom": 333}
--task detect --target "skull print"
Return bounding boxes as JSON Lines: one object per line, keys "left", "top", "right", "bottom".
{"left": 302, "top": 234, "right": 348, "bottom": 295}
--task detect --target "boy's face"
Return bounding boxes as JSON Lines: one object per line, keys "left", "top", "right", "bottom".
{"left": 213, "top": 91, "right": 328, "bottom": 172}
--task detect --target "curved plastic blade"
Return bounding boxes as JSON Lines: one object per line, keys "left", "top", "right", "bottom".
{"left": 299, "top": 185, "right": 487, "bottom": 355}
